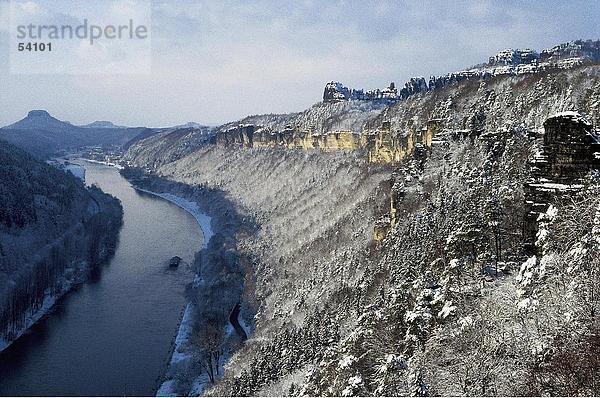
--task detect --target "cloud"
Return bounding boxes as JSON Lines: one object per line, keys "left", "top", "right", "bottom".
{"left": 1, "top": 0, "right": 599, "bottom": 127}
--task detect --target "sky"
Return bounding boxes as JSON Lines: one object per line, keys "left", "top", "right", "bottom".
{"left": 0, "top": 0, "right": 599, "bottom": 128}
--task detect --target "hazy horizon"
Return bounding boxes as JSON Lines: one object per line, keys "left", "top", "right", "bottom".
{"left": 1, "top": 0, "right": 599, "bottom": 128}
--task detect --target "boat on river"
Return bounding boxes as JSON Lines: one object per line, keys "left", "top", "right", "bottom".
{"left": 169, "top": 256, "right": 182, "bottom": 267}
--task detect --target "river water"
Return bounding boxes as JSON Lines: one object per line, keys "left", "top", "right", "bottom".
{"left": 0, "top": 161, "right": 203, "bottom": 396}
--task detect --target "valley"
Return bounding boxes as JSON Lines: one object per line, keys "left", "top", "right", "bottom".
{"left": 0, "top": 161, "right": 205, "bottom": 396}
{"left": 1, "top": 38, "right": 600, "bottom": 396}
{"left": 118, "top": 40, "right": 600, "bottom": 396}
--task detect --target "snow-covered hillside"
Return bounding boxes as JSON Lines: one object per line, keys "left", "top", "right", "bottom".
{"left": 0, "top": 142, "right": 122, "bottom": 351}
{"left": 121, "top": 40, "right": 600, "bottom": 397}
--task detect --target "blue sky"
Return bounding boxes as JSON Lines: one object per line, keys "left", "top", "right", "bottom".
{"left": 0, "top": 0, "right": 599, "bottom": 127}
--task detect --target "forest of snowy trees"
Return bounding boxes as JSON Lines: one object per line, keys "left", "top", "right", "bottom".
{"left": 118, "top": 52, "right": 600, "bottom": 396}
{"left": 124, "top": 119, "right": 600, "bottom": 396}
{"left": 0, "top": 140, "right": 122, "bottom": 347}
{"left": 200, "top": 128, "right": 600, "bottom": 396}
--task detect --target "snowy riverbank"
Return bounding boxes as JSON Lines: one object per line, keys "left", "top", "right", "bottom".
{"left": 82, "top": 158, "right": 125, "bottom": 170}
{"left": 135, "top": 188, "right": 213, "bottom": 248}
{"left": 0, "top": 160, "right": 111, "bottom": 353}
{"left": 0, "top": 259, "right": 92, "bottom": 353}
{"left": 133, "top": 188, "right": 214, "bottom": 397}
{"left": 0, "top": 276, "right": 72, "bottom": 352}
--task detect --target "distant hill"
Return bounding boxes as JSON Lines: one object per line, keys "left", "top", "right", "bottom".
{"left": 171, "top": 121, "right": 208, "bottom": 129}
{"left": 0, "top": 110, "right": 149, "bottom": 157}
{"left": 5, "top": 110, "right": 77, "bottom": 131}
{"left": 81, "top": 120, "right": 129, "bottom": 129}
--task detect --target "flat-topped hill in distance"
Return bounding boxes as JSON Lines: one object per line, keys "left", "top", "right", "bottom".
{"left": 0, "top": 110, "right": 151, "bottom": 158}
{"left": 0, "top": 110, "right": 214, "bottom": 158}
{"left": 5, "top": 110, "right": 77, "bottom": 131}
{"left": 81, "top": 120, "right": 129, "bottom": 129}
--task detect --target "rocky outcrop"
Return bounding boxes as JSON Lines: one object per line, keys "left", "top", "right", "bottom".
{"left": 214, "top": 124, "right": 363, "bottom": 151}
{"left": 540, "top": 39, "right": 600, "bottom": 63}
{"left": 323, "top": 82, "right": 351, "bottom": 102}
{"left": 128, "top": 62, "right": 600, "bottom": 179}
{"left": 323, "top": 81, "right": 400, "bottom": 102}
{"left": 206, "top": 62, "right": 600, "bottom": 171}
{"left": 524, "top": 112, "right": 600, "bottom": 251}
{"left": 324, "top": 40, "right": 600, "bottom": 106}
{"left": 488, "top": 48, "right": 539, "bottom": 66}
{"left": 213, "top": 118, "right": 438, "bottom": 165}
{"left": 365, "top": 119, "right": 438, "bottom": 163}
{"left": 539, "top": 112, "right": 600, "bottom": 182}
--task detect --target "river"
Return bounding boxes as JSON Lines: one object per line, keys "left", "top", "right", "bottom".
{"left": 0, "top": 161, "right": 203, "bottom": 396}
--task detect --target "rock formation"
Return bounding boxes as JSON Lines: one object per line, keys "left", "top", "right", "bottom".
{"left": 323, "top": 82, "right": 351, "bottom": 102}
{"left": 488, "top": 48, "right": 539, "bottom": 66}
{"left": 539, "top": 112, "right": 600, "bottom": 182}
{"left": 525, "top": 112, "right": 600, "bottom": 251}
{"left": 324, "top": 40, "right": 600, "bottom": 106}
{"left": 323, "top": 81, "right": 400, "bottom": 102}
{"left": 213, "top": 117, "right": 440, "bottom": 165}
{"left": 540, "top": 39, "right": 600, "bottom": 63}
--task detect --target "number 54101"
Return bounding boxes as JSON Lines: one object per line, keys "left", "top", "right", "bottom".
{"left": 18, "top": 42, "right": 52, "bottom": 51}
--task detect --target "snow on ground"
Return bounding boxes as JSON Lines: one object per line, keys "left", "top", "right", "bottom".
{"left": 156, "top": 380, "right": 177, "bottom": 397}
{"left": 47, "top": 158, "right": 86, "bottom": 181}
{"left": 82, "top": 158, "right": 125, "bottom": 170}
{"left": 135, "top": 189, "right": 213, "bottom": 248}
{"left": 64, "top": 164, "right": 86, "bottom": 181}
{"left": 172, "top": 305, "right": 195, "bottom": 362}
{"left": 0, "top": 267, "right": 82, "bottom": 353}
{"left": 0, "top": 293, "right": 60, "bottom": 352}
{"left": 2, "top": 159, "right": 91, "bottom": 353}
{"left": 156, "top": 304, "right": 196, "bottom": 397}
{"left": 155, "top": 302, "right": 214, "bottom": 397}
{"left": 189, "top": 376, "right": 208, "bottom": 396}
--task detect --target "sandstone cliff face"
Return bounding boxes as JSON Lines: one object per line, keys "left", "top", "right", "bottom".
{"left": 540, "top": 112, "right": 600, "bottom": 182}
{"left": 323, "top": 81, "right": 400, "bottom": 102}
{"left": 214, "top": 125, "right": 363, "bottom": 152}
{"left": 125, "top": 100, "right": 388, "bottom": 168}
{"left": 488, "top": 48, "right": 539, "bottom": 66}
{"left": 218, "top": 101, "right": 387, "bottom": 135}
{"left": 323, "top": 82, "right": 351, "bottom": 102}
{"left": 123, "top": 43, "right": 600, "bottom": 173}
{"left": 206, "top": 65, "right": 600, "bottom": 168}
{"left": 212, "top": 121, "right": 435, "bottom": 164}
{"left": 540, "top": 39, "right": 600, "bottom": 63}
